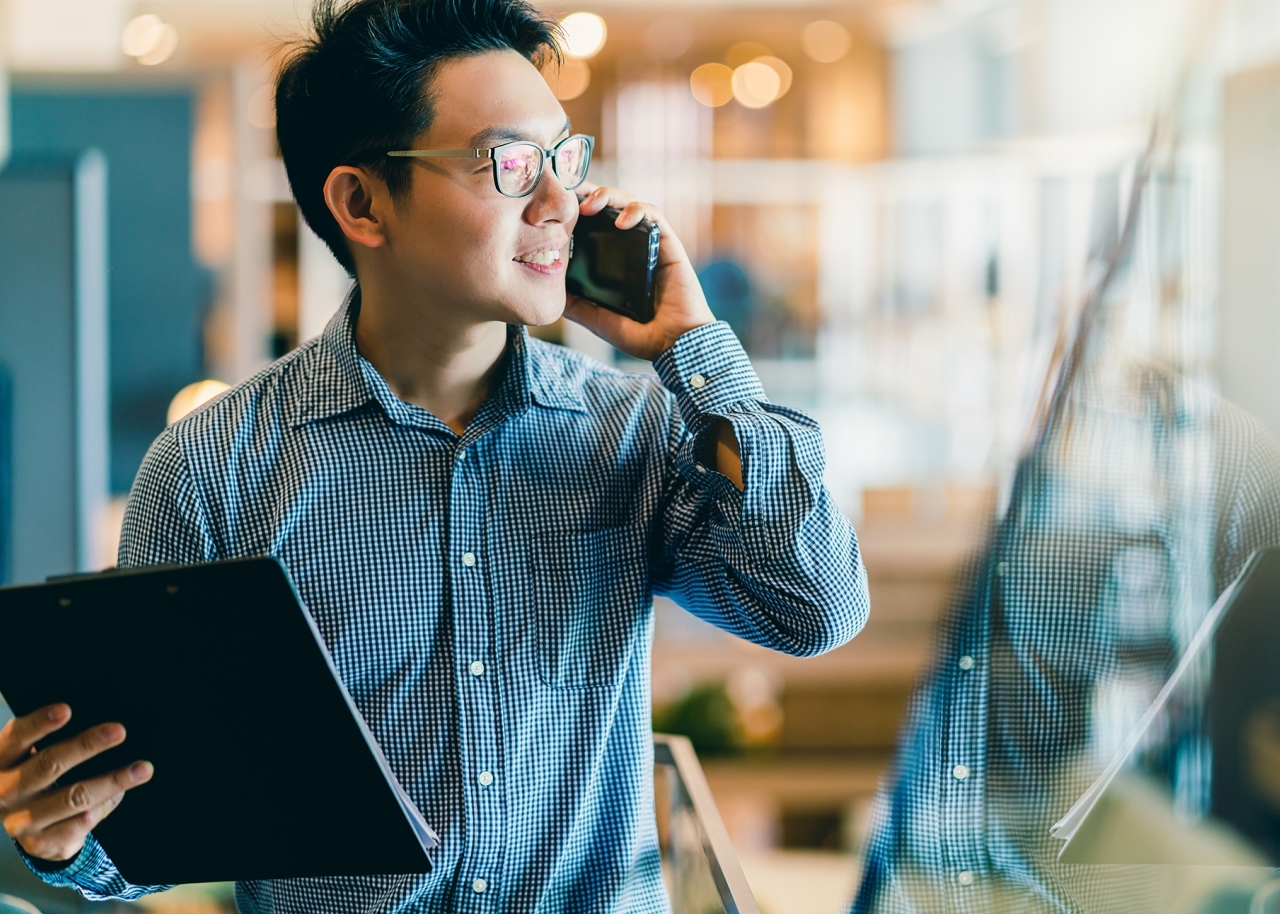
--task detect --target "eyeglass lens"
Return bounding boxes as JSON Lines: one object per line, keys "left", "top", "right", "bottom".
{"left": 495, "top": 137, "right": 591, "bottom": 197}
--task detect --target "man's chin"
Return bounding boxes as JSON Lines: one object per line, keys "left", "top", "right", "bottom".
{"left": 512, "top": 300, "right": 567, "bottom": 328}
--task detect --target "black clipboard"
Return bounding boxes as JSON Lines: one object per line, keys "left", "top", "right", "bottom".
{"left": 0, "top": 557, "right": 438, "bottom": 885}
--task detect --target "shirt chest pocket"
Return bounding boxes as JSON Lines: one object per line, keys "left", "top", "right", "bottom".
{"left": 534, "top": 525, "right": 650, "bottom": 689}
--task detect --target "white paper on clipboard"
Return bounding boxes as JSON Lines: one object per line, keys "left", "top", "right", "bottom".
{"left": 1049, "top": 570, "right": 1244, "bottom": 850}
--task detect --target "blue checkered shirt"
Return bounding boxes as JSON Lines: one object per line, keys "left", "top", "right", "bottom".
{"left": 26, "top": 293, "right": 868, "bottom": 912}
{"left": 853, "top": 373, "right": 1280, "bottom": 914}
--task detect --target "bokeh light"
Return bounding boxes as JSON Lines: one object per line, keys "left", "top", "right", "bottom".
{"left": 642, "top": 17, "right": 695, "bottom": 61}
{"left": 167, "top": 380, "right": 230, "bottom": 426}
{"left": 560, "top": 12, "right": 607, "bottom": 59}
{"left": 121, "top": 15, "right": 163, "bottom": 56}
{"left": 801, "top": 20, "right": 852, "bottom": 63}
{"left": 546, "top": 59, "right": 591, "bottom": 101}
{"left": 732, "top": 60, "right": 781, "bottom": 108}
{"left": 754, "top": 56, "right": 793, "bottom": 99}
{"left": 725, "top": 41, "right": 772, "bottom": 68}
{"left": 689, "top": 63, "right": 735, "bottom": 108}
{"left": 122, "top": 14, "right": 178, "bottom": 66}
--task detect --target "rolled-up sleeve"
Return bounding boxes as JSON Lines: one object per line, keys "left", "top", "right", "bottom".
{"left": 650, "top": 321, "right": 869, "bottom": 656}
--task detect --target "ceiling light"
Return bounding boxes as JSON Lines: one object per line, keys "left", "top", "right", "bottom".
{"left": 167, "top": 380, "right": 230, "bottom": 426}
{"left": 801, "top": 20, "right": 852, "bottom": 63}
{"left": 560, "top": 12, "right": 607, "bottom": 59}
{"left": 754, "top": 56, "right": 792, "bottom": 100}
{"left": 122, "top": 13, "right": 177, "bottom": 65}
{"left": 122, "top": 14, "right": 164, "bottom": 57}
{"left": 732, "top": 60, "right": 780, "bottom": 108}
{"left": 136, "top": 25, "right": 177, "bottom": 65}
{"left": 689, "top": 63, "right": 734, "bottom": 108}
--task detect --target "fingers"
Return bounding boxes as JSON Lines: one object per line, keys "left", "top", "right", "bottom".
{"left": 7, "top": 723, "right": 126, "bottom": 800}
{"left": 564, "top": 294, "right": 627, "bottom": 336}
{"left": 0, "top": 705, "right": 71, "bottom": 769}
{"left": 8, "top": 761, "right": 152, "bottom": 836}
{"left": 15, "top": 792, "right": 124, "bottom": 864}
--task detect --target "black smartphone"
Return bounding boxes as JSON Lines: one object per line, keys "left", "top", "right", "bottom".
{"left": 566, "top": 206, "right": 660, "bottom": 323}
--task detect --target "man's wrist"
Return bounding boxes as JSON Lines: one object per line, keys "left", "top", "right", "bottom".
{"left": 651, "top": 319, "right": 716, "bottom": 362}
{"left": 652, "top": 321, "right": 767, "bottom": 425}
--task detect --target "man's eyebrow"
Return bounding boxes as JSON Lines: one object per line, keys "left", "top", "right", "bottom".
{"left": 467, "top": 117, "right": 573, "bottom": 148}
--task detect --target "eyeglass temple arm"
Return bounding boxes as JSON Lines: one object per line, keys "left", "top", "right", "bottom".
{"left": 386, "top": 149, "right": 492, "bottom": 158}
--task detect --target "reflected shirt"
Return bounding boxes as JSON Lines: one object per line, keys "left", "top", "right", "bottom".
{"left": 854, "top": 369, "right": 1280, "bottom": 914}
{"left": 26, "top": 292, "right": 868, "bottom": 913}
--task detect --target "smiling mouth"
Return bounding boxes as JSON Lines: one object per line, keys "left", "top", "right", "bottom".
{"left": 514, "top": 249, "right": 561, "bottom": 266}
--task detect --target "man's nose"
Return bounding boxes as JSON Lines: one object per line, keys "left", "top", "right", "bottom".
{"left": 525, "top": 166, "right": 577, "bottom": 223}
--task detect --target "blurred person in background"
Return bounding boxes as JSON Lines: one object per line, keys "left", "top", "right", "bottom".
{"left": 0, "top": 0, "right": 869, "bottom": 911}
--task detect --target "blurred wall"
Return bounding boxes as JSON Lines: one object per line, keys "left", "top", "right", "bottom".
{"left": 889, "top": 0, "right": 1193, "bottom": 155}
{"left": 11, "top": 87, "right": 205, "bottom": 493}
{"left": 1222, "top": 61, "right": 1280, "bottom": 443}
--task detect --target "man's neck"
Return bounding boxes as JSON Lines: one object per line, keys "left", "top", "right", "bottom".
{"left": 353, "top": 281, "right": 509, "bottom": 436}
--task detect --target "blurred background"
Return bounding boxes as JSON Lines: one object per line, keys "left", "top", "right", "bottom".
{"left": 5, "top": 0, "right": 1280, "bottom": 912}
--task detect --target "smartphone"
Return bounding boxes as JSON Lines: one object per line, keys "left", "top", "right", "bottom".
{"left": 566, "top": 206, "right": 660, "bottom": 323}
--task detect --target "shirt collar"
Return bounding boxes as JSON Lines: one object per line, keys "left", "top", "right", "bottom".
{"left": 295, "top": 286, "right": 586, "bottom": 428}
{"left": 294, "top": 285, "right": 372, "bottom": 426}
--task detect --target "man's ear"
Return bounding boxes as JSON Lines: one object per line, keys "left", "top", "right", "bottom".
{"left": 324, "top": 166, "right": 390, "bottom": 252}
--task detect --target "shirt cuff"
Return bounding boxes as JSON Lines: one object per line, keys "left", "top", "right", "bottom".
{"left": 17, "top": 834, "right": 102, "bottom": 883}
{"left": 652, "top": 322, "right": 766, "bottom": 425}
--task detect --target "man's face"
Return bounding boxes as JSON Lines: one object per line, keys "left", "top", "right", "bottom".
{"left": 381, "top": 49, "right": 578, "bottom": 327}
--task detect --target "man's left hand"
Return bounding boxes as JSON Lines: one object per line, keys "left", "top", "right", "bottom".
{"left": 563, "top": 183, "right": 715, "bottom": 362}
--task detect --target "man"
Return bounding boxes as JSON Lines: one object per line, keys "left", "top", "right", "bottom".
{"left": 0, "top": 0, "right": 868, "bottom": 911}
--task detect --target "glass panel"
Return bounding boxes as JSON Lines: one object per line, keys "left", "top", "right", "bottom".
{"left": 654, "top": 735, "right": 760, "bottom": 914}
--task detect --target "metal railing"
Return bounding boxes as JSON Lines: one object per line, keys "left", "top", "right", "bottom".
{"left": 654, "top": 734, "right": 762, "bottom": 914}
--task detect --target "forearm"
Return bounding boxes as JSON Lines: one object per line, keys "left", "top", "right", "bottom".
{"left": 707, "top": 418, "right": 743, "bottom": 491}
{"left": 653, "top": 323, "right": 869, "bottom": 654}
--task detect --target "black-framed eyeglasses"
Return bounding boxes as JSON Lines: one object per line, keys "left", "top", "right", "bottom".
{"left": 387, "top": 134, "right": 594, "bottom": 199}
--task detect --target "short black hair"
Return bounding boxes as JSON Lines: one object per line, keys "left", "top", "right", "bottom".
{"left": 276, "top": 0, "right": 560, "bottom": 273}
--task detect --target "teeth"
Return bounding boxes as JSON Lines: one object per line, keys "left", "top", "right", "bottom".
{"left": 516, "top": 249, "right": 561, "bottom": 265}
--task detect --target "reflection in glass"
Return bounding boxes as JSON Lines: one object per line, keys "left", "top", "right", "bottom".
{"left": 852, "top": 4, "right": 1280, "bottom": 912}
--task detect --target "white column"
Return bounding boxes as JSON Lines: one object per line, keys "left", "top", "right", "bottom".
{"left": 228, "top": 63, "right": 275, "bottom": 382}
{"left": 74, "top": 150, "right": 110, "bottom": 571}
{"left": 298, "top": 216, "right": 352, "bottom": 342}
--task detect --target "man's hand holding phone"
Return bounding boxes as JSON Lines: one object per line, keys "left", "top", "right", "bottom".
{"left": 565, "top": 183, "right": 716, "bottom": 362}
{"left": 0, "top": 704, "right": 153, "bottom": 863}
{"left": 565, "top": 183, "right": 743, "bottom": 491}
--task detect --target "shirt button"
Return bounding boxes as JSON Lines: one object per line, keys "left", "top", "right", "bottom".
{"left": 469, "top": 660, "right": 485, "bottom": 677}
{"left": 958, "top": 870, "right": 974, "bottom": 886}
{"left": 472, "top": 878, "right": 488, "bottom": 894}
{"left": 462, "top": 552, "right": 476, "bottom": 567}
{"left": 478, "top": 771, "right": 494, "bottom": 787}
{"left": 958, "top": 655, "right": 975, "bottom": 671}
{"left": 953, "top": 764, "right": 970, "bottom": 780}
{"left": 689, "top": 373, "right": 707, "bottom": 389}
{"left": 696, "top": 464, "right": 707, "bottom": 474}
{"left": 996, "top": 561, "right": 1009, "bottom": 576}
{"left": 456, "top": 448, "right": 467, "bottom": 460}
